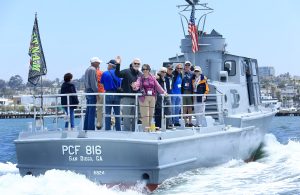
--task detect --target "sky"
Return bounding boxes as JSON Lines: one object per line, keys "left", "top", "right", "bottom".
{"left": 0, "top": 0, "right": 300, "bottom": 82}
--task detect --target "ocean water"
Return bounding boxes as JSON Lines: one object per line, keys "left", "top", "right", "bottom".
{"left": 0, "top": 117, "right": 299, "bottom": 195}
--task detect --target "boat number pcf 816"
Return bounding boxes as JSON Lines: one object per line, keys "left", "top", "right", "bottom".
{"left": 61, "top": 145, "right": 103, "bottom": 162}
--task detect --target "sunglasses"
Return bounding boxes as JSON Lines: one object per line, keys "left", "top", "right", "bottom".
{"left": 161, "top": 71, "right": 166, "bottom": 73}
{"left": 134, "top": 63, "right": 140, "bottom": 65}
{"left": 177, "top": 68, "right": 183, "bottom": 70}
{"left": 194, "top": 70, "right": 200, "bottom": 72}
{"left": 142, "top": 68, "right": 149, "bottom": 71}
{"left": 185, "top": 64, "right": 191, "bottom": 66}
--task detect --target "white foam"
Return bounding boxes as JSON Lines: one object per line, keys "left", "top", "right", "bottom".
{"left": 156, "top": 133, "right": 300, "bottom": 194}
{"left": 0, "top": 162, "right": 18, "bottom": 174}
{"left": 0, "top": 168, "right": 144, "bottom": 195}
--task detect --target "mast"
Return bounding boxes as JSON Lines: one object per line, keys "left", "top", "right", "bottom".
{"left": 177, "top": 0, "right": 214, "bottom": 56}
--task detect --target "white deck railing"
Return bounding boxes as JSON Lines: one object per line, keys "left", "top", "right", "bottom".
{"left": 13, "top": 92, "right": 225, "bottom": 132}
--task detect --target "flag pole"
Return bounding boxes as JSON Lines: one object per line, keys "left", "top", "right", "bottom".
{"left": 36, "top": 12, "right": 44, "bottom": 131}
{"left": 37, "top": 12, "right": 44, "bottom": 131}
{"left": 40, "top": 74, "right": 44, "bottom": 131}
{"left": 28, "top": 12, "right": 47, "bottom": 130}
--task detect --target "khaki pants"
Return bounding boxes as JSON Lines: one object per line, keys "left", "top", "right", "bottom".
{"left": 139, "top": 96, "right": 156, "bottom": 129}
{"left": 96, "top": 95, "right": 103, "bottom": 128}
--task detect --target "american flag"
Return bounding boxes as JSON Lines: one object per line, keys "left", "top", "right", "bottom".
{"left": 188, "top": 6, "right": 199, "bottom": 53}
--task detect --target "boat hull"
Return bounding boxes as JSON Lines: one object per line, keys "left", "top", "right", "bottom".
{"left": 15, "top": 116, "right": 273, "bottom": 188}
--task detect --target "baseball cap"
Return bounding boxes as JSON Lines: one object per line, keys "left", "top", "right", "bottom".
{"left": 90, "top": 57, "right": 102, "bottom": 63}
{"left": 194, "top": 66, "right": 202, "bottom": 72}
{"left": 107, "top": 59, "right": 117, "bottom": 65}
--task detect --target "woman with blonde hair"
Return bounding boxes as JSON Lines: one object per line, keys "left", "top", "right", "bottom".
{"left": 132, "top": 64, "right": 167, "bottom": 130}
{"left": 154, "top": 67, "right": 172, "bottom": 129}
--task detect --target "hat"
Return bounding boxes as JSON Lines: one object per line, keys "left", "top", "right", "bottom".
{"left": 185, "top": 60, "right": 192, "bottom": 65}
{"left": 90, "top": 57, "right": 102, "bottom": 63}
{"left": 194, "top": 66, "right": 202, "bottom": 72}
{"left": 107, "top": 59, "right": 117, "bottom": 65}
{"left": 159, "top": 67, "right": 167, "bottom": 73}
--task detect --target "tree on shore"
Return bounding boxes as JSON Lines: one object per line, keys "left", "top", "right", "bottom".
{"left": 0, "top": 79, "right": 6, "bottom": 88}
{"left": 8, "top": 75, "right": 24, "bottom": 90}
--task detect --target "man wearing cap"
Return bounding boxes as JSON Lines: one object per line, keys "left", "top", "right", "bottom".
{"left": 192, "top": 66, "right": 209, "bottom": 127}
{"left": 182, "top": 61, "right": 194, "bottom": 127}
{"left": 100, "top": 57, "right": 122, "bottom": 131}
{"left": 84, "top": 57, "right": 102, "bottom": 130}
{"left": 115, "top": 58, "right": 142, "bottom": 131}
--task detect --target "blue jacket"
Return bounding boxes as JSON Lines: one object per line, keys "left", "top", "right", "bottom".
{"left": 100, "top": 69, "right": 122, "bottom": 91}
{"left": 171, "top": 71, "right": 183, "bottom": 94}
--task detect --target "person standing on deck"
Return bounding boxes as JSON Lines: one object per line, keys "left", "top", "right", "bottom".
{"left": 171, "top": 63, "right": 183, "bottom": 127}
{"left": 182, "top": 61, "right": 194, "bottom": 127}
{"left": 192, "top": 66, "right": 209, "bottom": 127}
{"left": 115, "top": 58, "right": 142, "bottom": 131}
{"left": 131, "top": 64, "right": 167, "bottom": 131}
{"left": 165, "top": 64, "right": 174, "bottom": 128}
{"left": 154, "top": 67, "right": 172, "bottom": 129}
{"left": 84, "top": 57, "right": 101, "bottom": 130}
{"left": 100, "top": 58, "right": 122, "bottom": 131}
{"left": 96, "top": 67, "right": 105, "bottom": 130}
{"left": 61, "top": 73, "right": 79, "bottom": 130}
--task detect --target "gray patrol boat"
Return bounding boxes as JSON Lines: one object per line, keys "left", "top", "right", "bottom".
{"left": 15, "top": 0, "right": 277, "bottom": 191}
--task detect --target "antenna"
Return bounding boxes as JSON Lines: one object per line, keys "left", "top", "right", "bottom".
{"left": 177, "top": 0, "right": 213, "bottom": 37}
{"left": 185, "top": 0, "right": 199, "bottom": 5}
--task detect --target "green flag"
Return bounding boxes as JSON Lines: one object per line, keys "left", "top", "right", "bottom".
{"left": 28, "top": 14, "right": 47, "bottom": 85}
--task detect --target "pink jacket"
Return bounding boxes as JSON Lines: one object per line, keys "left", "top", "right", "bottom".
{"left": 133, "top": 75, "right": 165, "bottom": 102}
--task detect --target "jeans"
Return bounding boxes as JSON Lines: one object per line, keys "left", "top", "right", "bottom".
{"left": 171, "top": 96, "right": 181, "bottom": 124}
{"left": 64, "top": 107, "right": 75, "bottom": 129}
{"left": 105, "top": 95, "right": 121, "bottom": 131}
{"left": 121, "top": 97, "right": 136, "bottom": 131}
{"left": 83, "top": 93, "right": 97, "bottom": 130}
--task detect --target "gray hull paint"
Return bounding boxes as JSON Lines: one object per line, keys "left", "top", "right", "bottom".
{"left": 15, "top": 112, "right": 275, "bottom": 186}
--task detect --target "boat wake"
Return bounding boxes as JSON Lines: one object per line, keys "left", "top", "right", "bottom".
{"left": 154, "top": 133, "right": 300, "bottom": 194}
{"left": 0, "top": 167, "right": 145, "bottom": 195}
{"left": 1, "top": 134, "right": 300, "bottom": 195}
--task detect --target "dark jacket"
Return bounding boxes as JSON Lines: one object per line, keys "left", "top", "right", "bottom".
{"left": 60, "top": 82, "right": 79, "bottom": 108}
{"left": 181, "top": 71, "right": 194, "bottom": 93}
{"left": 115, "top": 63, "right": 142, "bottom": 95}
{"left": 192, "top": 74, "right": 209, "bottom": 102}
{"left": 155, "top": 74, "right": 171, "bottom": 109}
{"left": 166, "top": 72, "right": 173, "bottom": 89}
{"left": 157, "top": 74, "right": 171, "bottom": 94}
